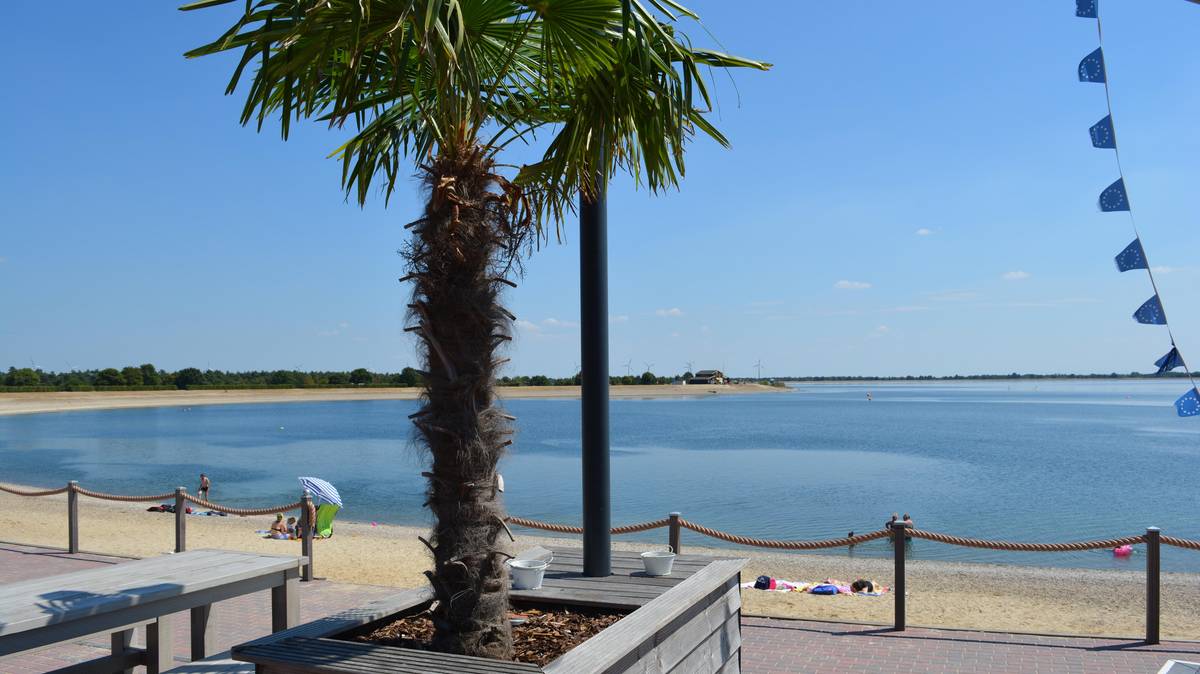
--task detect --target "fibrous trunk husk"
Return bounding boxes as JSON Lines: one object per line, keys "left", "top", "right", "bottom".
{"left": 406, "top": 143, "right": 530, "bottom": 660}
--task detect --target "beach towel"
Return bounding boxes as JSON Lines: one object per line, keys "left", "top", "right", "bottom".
{"left": 809, "top": 584, "right": 839, "bottom": 595}
{"left": 314, "top": 503, "right": 339, "bottom": 538}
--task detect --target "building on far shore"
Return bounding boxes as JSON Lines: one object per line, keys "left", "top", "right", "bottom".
{"left": 688, "top": 370, "right": 726, "bottom": 385}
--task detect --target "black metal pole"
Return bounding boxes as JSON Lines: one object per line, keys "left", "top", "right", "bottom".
{"left": 1146, "top": 526, "right": 1161, "bottom": 645}
{"left": 580, "top": 183, "right": 611, "bottom": 577}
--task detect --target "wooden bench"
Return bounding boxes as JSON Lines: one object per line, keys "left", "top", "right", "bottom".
{"left": 0, "top": 549, "right": 306, "bottom": 673}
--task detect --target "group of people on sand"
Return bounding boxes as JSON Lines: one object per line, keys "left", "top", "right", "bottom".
{"left": 266, "top": 500, "right": 318, "bottom": 540}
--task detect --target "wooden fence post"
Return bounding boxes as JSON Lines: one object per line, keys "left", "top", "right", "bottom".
{"left": 892, "top": 522, "right": 907, "bottom": 631}
{"left": 67, "top": 481, "right": 79, "bottom": 554}
{"left": 301, "top": 491, "right": 314, "bottom": 582}
{"left": 669, "top": 512, "right": 682, "bottom": 555}
{"left": 175, "top": 488, "right": 188, "bottom": 553}
{"left": 1146, "top": 526, "right": 1161, "bottom": 645}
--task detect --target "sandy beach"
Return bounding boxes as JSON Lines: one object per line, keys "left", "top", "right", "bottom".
{"left": 1, "top": 488, "right": 1194, "bottom": 640}
{"left": 0, "top": 383, "right": 779, "bottom": 417}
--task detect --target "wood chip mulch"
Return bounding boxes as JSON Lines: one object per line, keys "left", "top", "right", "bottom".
{"left": 355, "top": 607, "right": 625, "bottom": 666}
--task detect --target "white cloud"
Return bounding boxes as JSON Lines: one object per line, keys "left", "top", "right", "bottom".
{"left": 610, "top": 315, "right": 630, "bottom": 324}
{"left": 1002, "top": 271, "right": 1030, "bottom": 281}
{"left": 670, "top": 332, "right": 681, "bottom": 338}
{"left": 869, "top": 325, "right": 891, "bottom": 338}
{"left": 915, "top": 228, "right": 934, "bottom": 236}
{"left": 515, "top": 320, "right": 541, "bottom": 333}
{"left": 1151, "top": 266, "right": 1176, "bottom": 275}
{"left": 655, "top": 308, "right": 684, "bottom": 317}
{"left": 885, "top": 305, "right": 930, "bottom": 313}
{"left": 541, "top": 318, "right": 579, "bottom": 329}
{"left": 834, "top": 280, "right": 871, "bottom": 290}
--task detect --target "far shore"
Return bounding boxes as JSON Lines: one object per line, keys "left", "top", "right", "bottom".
{"left": 0, "top": 383, "right": 781, "bottom": 417}
{"left": 1, "top": 486, "right": 1196, "bottom": 640}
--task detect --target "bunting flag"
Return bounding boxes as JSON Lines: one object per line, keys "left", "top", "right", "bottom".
{"left": 1078, "top": 3, "right": 1196, "bottom": 415}
{"left": 1098, "top": 178, "right": 1129, "bottom": 212}
{"left": 1114, "top": 238, "right": 1147, "bottom": 272}
{"left": 1078, "top": 47, "right": 1106, "bottom": 83}
{"left": 1176, "top": 388, "right": 1200, "bottom": 417}
{"left": 1157, "top": 347, "right": 1185, "bottom": 374}
{"left": 1089, "top": 115, "right": 1116, "bottom": 149}
{"left": 1133, "top": 295, "right": 1166, "bottom": 326}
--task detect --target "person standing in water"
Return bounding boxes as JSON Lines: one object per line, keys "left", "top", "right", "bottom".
{"left": 198, "top": 473, "right": 211, "bottom": 500}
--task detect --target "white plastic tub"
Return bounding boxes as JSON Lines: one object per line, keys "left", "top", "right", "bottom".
{"left": 640, "top": 549, "right": 676, "bottom": 576}
{"left": 509, "top": 559, "right": 550, "bottom": 589}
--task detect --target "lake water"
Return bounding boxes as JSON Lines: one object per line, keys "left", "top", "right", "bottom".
{"left": 2, "top": 380, "right": 1199, "bottom": 571}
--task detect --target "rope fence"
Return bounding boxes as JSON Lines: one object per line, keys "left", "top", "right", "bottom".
{"left": 0, "top": 481, "right": 318, "bottom": 583}
{"left": 5, "top": 480, "right": 1199, "bottom": 643}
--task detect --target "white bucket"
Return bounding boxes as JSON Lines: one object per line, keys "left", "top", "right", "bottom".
{"left": 641, "top": 548, "right": 676, "bottom": 576}
{"left": 509, "top": 559, "right": 550, "bottom": 590}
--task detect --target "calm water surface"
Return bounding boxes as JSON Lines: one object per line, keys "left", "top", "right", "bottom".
{"left": 2, "top": 380, "right": 1198, "bottom": 571}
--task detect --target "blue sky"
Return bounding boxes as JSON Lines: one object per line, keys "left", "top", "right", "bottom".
{"left": 2, "top": 1, "right": 1198, "bottom": 378}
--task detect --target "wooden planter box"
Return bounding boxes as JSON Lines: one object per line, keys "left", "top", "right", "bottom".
{"left": 232, "top": 549, "right": 746, "bottom": 674}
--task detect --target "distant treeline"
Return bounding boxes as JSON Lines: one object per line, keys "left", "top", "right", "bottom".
{"left": 0, "top": 365, "right": 692, "bottom": 392}
{"left": 777, "top": 372, "right": 1200, "bottom": 382}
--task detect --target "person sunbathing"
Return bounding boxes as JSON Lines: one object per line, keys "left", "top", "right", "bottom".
{"left": 268, "top": 514, "right": 289, "bottom": 539}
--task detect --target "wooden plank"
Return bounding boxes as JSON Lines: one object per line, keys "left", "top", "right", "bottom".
{"left": 272, "top": 569, "right": 300, "bottom": 632}
{"left": 234, "top": 587, "right": 432, "bottom": 653}
{"left": 164, "top": 653, "right": 255, "bottom": 674}
{"left": 192, "top": 604, "right": 214, "bottom": 660}
{"left": 112, "top": 628, "right": 135, "bottom": 674}
{"left": 510, "top": 585, "right": 654, "bottom": 610}
{"left": 0, "top": 570, "right": 289, "bottom": 655}
{"left": 147, "top": 616, "right": 175, "bottom": 674}
{"left": 0, "top": 551, "right": 277, "bottom": 618}
{"left": 50, "top": 648, "right": 146, "bottom": 674}
{"left": 0, "top": 551, "right": 305, "bottom": 636}
{"left": 653, "top": 582, "right": 740, "bottom": 673}
{"left": 238, "top": 637, "right": 543, "bottom": 674}
{"left": 665, "top": 609, "right": 740, "bottom": 674}
{"left": 543, "top": 558, "right": 746, "bottom": 674}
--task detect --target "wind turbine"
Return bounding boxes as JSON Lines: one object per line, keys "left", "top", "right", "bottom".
{"left": 623, "top": 358, "right": 633, "bottom": 377}
{"left": 754, "top": 359, "right": 763, "bottom": 381}
{"left": 685, "top": 360, "right": 695, "bottom": 374}
{"left": 643, "top": 361, "right": 655, "bottom": 374}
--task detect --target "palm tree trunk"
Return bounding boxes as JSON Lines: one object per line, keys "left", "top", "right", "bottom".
{"left": 408, "top": 144, "right": 525, "bottom": 660}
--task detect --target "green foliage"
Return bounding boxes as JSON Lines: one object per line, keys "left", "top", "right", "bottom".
{"left": 140, "top": 364, "right": 162, "bottom": 386}
{"left": 120, "top": 366, "right": 144, "bottom": 386}
{"left": 4, "top": 367, "right": 40, "bottom": 386}
{"left": 640, "top": 371, "right": 657, "bottom": 385}
{"left": 349, "top": 368, "right": 373, "bottom": 385}
{"left": 173, "top": 368, "right": 206, "bottom": 389}
{"left": 95, "top": 368, "right": 124, "bottom": 386}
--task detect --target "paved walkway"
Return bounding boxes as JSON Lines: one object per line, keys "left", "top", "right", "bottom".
{"left": 740, "top": 616, "right": 1200, "bottom": 673}
{"left": 3, "top": 543, "right": 1198, "bottom": 673}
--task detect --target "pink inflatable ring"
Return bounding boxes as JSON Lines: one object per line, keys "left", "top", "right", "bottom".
{"left": 1113, "top": 545, "right": 1133, "bottom": 557}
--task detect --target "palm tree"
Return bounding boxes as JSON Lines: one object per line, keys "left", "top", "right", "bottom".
{"left": 181, "top": 0, "right": 767, "bottom": 660}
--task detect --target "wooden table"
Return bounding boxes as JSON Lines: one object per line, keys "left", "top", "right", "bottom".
{"left": 0, "top": 549, "right": 306, "bottom": 673}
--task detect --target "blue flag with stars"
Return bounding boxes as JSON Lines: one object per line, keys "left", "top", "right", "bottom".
{"left": 1156, "top": 347, "right": 1184, "bottom": 374}
{"left": 1079, "top": 48, "right": 1106, "bottom": 83}
{"left": 1176, "top": 388, "right": 1200, "bottom": 417}
{"left": 1076, "top": 0, "right": 1097, "bottom": 19}
{"left": 1090, "top": 115, "right": 1116, "bottom": 149}
{"left": 1134, "top": 295, "right": 1167, "bottom": 325}
{"left": 1100, "top": 178, "right": 1130, "bottom": 212}
{"left": 1114, "top": 238, "right": 1147, "bottom": 272}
